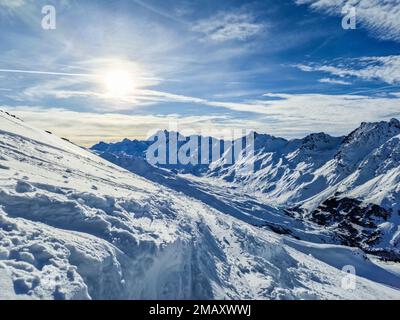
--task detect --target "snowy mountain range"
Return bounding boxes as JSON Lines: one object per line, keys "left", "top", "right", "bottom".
{"left": 93, "top": 119, "right": 400, "bottom": 211}
{"left": 92, "top": 118, "right": 400, "bottom": 261}
{"left": 1, "top": 109, "right": 400, "bottom": 300}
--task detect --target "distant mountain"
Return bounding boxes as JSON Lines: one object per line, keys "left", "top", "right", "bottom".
{"left": 93, "top": 119, "right": 400, "bottom": 210}
{"left": 92, "top": 131, "right": 226, "bottom": 175}
{"left": 92, "top": 119, "right": 400, "bottom": 260}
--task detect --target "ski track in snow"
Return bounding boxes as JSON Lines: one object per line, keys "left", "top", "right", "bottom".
{"left": 1, "top": 110, "right": 400, "bottom": 300}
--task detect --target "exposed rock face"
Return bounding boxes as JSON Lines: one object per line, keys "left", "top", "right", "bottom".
{"left": 309, "top": 197, "right": 399, "bottom": 261}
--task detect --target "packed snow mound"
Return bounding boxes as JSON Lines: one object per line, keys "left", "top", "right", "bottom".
{"left": 1, "top": 110, "right": 400, "bottom": 300}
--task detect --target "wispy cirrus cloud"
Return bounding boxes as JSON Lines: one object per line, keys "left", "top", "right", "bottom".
{"left": 296, "top": 0, "right": 400, "bottom": 42}
{"left": 0, "top": 0, "right": 26, "bottom": 9}
{"left": 318, "top": 78, "right": 351, "bottom": 85}
{"left": 5, "top": 89, "right": 400, "bottom": 146}
{"left": 192, "top": 10, "right": 266, "bottom": 42}
{"left": 9, "top": 61, "right": 400, "bottom": 126}
{"left": 2, "top": 106, "right": 265, "bottom": 146}
{"left": 0, "top": 67, "right": 167, "bottom": 83}
{"left": 258, "top": 91, "right": 400, "bottom": 136}
{"left": 295, "top": 55, "right": 400, "bottom": 84}
{"left": 16, "top": 79, "right": 275, "bottom": 114}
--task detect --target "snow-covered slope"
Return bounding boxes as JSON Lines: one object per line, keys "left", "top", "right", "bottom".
{"left": 1, "top": 110, "right": 400, "bottom": 300}
{"left": 207, "top": 131, "right": 344, "bottom": 205}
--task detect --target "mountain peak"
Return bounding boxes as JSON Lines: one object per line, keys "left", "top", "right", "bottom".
{"left": 335, "top": 118, "right": 400, "bottom": 169}
{"left": 345, "top": 118, "right": 400, "bottom": 143}
{"left": 253, "top": 132, "right": 287, "bottom": 152}
{"left": 390, "top": 118, "right": 400, "bottom": 127}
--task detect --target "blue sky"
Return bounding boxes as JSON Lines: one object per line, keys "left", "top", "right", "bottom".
{"left": 1, "top": 0, "right": 400, "bottom": 145}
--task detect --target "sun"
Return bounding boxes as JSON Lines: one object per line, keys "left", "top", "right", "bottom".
{"left": 101, "top": 69, "right": 135, "bottom": 97}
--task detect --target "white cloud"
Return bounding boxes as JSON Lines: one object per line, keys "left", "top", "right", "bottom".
{"left": 296, "top": 0, "right": 400, "bottom": 42}
{"left": 296, "top": 55, "right": 400, "bottom": 84}
{"left": 5, "top": 90, "right": 400, "bottom": 146}
{"left": 11, "top": 70, "right": 400, "bottom": 133}
{"left": 3, "top": 106, "right": 281, "bottom": 147}
{"left": 192, "top": 11, "right": 265, "bottom": 42}
{"left": 137, "top": 89, "right": 275, "bottom": 114}
{"left": 14, "top": 76, "right": 274, "bottom": 114}
{"left": 257, "top": 92, "right": 400, "bottom": 137}
{"left": 0, "top": 0, "right": 26, "bottom": 9}
{"left": 318, "top": 78, "right": 351, "bottom": 85}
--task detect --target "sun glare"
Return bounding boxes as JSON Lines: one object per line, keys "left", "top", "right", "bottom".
{"left": 101, "top": 69, "right": 135, "bottom": 97}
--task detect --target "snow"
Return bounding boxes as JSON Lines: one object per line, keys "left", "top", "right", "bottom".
{"left": 284, "top": 238, "right": 400, "bottom": 290}
{"left": 1, "top": 110, "right": 400, "bottom": 300}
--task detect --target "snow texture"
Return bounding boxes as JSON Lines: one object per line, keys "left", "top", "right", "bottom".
{"left": 1, "top": 110, "right": 400, "bottom": 300}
